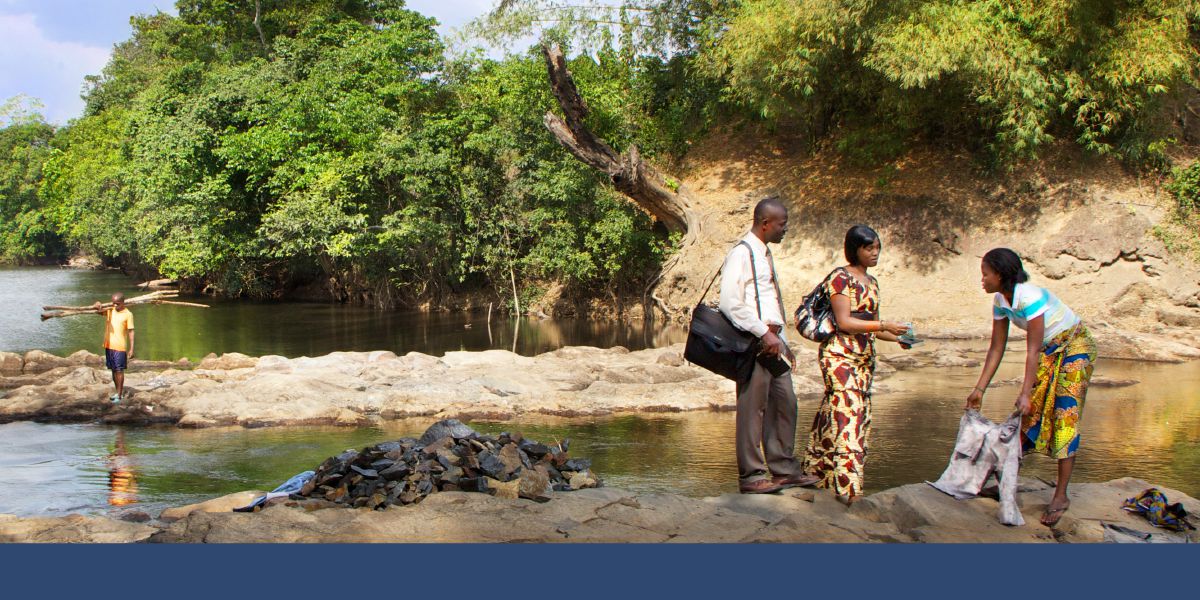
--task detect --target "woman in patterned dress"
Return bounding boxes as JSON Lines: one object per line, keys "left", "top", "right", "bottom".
{"left": 966, "top": 248, "right": 1097, "bottom": 527}
{"left": 802, "top": 225, "right": 911, "bottom": 505}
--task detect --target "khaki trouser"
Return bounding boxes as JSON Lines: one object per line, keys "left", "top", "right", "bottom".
{"left": 735, "top": 360, "right": 802, "bottom": 482}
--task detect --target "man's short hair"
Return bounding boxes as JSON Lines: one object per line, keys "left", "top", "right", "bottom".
{"left": 112, "top": 292, "right": 125, "bottom": 302}
{"left": 753, "top": 197, "right": 786, "bottom": 225}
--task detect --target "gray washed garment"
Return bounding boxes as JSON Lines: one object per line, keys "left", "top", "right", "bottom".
{"left": 928, "top": 410, "right": 1025, "bottom": 526}
{"left": 1102, "top": 523, "right": 1192, "bottom": 543}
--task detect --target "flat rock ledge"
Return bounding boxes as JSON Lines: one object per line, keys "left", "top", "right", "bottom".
{"left": 1, "top": 477, "right": 1193, "bottom": 543}
{"left": 0, "top": 343, "right": 979, "bottom": 428}
{"left": 2, "top": 324, "right": 1195, "bottom": 428}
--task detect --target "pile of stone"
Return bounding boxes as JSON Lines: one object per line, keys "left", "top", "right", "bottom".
{"left": 295, "top": 419, "right": 601, "bottom": 509}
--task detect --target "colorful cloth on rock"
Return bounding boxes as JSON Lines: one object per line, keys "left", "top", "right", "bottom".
{"left": 803, "top": 268, "right": 878, "bottom": 499}
{"left": 1022, "top": 322, "right": 1096, "bottom": 459}
{"left": 1121, "top": 488, "right": 1197, "bottom": 532}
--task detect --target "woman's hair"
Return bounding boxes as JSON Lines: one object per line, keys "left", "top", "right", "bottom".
{"left": 844, "top": 225, "right": 880, "bottom": 265}
{"left": 983, "top": 248, "right": 1029, "bottom": 293}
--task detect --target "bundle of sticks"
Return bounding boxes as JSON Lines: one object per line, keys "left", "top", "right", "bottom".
{"left": 40, "top": 290, "right": 209, "bottom": 321}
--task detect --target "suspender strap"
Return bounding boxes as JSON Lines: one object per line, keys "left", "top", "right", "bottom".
{"left": 739, "top": 241, "right": 762, "bottom": 319}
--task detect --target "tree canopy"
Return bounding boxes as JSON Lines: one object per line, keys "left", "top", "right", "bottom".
{"left": 1, "top": 0, "right": 1198, "bottom": 305}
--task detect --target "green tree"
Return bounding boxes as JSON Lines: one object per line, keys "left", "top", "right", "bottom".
{"left": 703, "top": 0, "right": 1200, "bottom": 165}
{"left": 0, "top": 97, "right": 60, "bottom": 262}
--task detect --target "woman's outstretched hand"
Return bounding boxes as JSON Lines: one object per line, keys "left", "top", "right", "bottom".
{"left": 965, "top": 388, "right": 983, "bottom": 411}
{"left": 1015, "top": 391, "right": 1032, "bottom": 416}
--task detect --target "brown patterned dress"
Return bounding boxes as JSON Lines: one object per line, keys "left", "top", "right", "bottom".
{"left": 803, "top": 268, "right": 879, "bottom": 499}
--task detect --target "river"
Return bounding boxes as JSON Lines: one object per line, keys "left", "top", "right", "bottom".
{"left": 0, "top": 267, "right": 1197, "bottom": 517}
{"left": 0, "top": 266, "right": 684, "bottom": 359}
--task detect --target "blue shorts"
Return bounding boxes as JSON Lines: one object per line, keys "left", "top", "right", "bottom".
{"left": 105, "top": 349, "right": 128, "bottom": 371}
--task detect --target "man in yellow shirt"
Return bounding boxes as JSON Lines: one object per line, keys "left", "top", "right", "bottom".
{"left": 93, "top": 293, "right": 135, "bottom": 403}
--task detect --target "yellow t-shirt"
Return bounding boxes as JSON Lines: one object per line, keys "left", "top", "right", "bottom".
{"left": 104, "top": 308, "right": 134, "bottom": 351}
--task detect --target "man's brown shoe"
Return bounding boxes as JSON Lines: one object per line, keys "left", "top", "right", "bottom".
{"left": 739, "top": 479, "right": 784, "bottom": 494}
{"left": 772, "top": 473, "right": 820, "bottom": 489}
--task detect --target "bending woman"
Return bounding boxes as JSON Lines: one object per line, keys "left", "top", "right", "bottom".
{"left": 802, "top": 225, "right": 910, "bottom": 504}
{"left": 966, "top": 248, "right": 1097, "bottom": 527}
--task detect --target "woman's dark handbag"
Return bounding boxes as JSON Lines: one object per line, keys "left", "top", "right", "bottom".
{"left": 794, "top": 268, "right": 841, "bottom": 343}
{"left": 683, "top": 241, "right": 762, "bottom": 383}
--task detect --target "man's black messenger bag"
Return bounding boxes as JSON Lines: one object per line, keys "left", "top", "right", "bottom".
{"left": 683, "top": 241, "right": 762, "bottom": 384}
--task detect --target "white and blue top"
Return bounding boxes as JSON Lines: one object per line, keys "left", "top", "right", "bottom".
{"left": 992, "top": 283, "right": 1080, "bottom": 344}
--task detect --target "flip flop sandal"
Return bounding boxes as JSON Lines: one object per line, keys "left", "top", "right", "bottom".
{"left": 1041, "top": 505, "right": 1069, "bottom": 527}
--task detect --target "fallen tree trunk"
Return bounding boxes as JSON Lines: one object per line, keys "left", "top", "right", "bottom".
{"left": 540, "top": 44, "right": 700, "bottom": 241}
{"left": 40, "top": 291, "right": 209, "bottom": 321}
{"left": 540, "top": 43, "right": 701, "bottom": 319}
{"left": 137, "top": 278, "right": 178, "bottom": 290}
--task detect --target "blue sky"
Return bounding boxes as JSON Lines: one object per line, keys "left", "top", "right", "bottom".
{"left": 0, "top": 0, "right": 498, "bottom": 125}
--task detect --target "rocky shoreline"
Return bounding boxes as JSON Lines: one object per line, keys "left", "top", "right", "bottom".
{"left": 3, "top": 336, "right": 1198, "bottom": 543}
{"left": 2, "top": 324, "right": 1195, "bottom": 428}
{"left": 1, "top": 477, "right": 1195, "bottom": 543}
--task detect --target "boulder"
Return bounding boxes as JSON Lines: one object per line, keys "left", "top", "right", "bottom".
{"left": 22, "top": 350, "right": 71, "bottom": 374}
{"left": 568, "top": 471, "right": 599, "bottom": 490}
{"left": 66, "top": 350, "right": 104, "bottom": 367}
{"left": 177, "top": 414, "right": 219, "bottom": 428}
{"left": 497, "top": 443, "right": 523, "bottom": 475}
{"left": 1092, "top": 327, "right": 1200, "bottom": 363}
{"left": 159, "top": 490, "right": 265, "bottom": 522}
{"left": 0, "top": 351, "right": 24, "bottom": 374}
{"left": 418, "top": 419, "right": 477, "bottom": 445}
{"left": 0, "top": 514, "right": 157, "bottom": 543}
{"left": 196, "top": 352, "right": 258, "bottom": 371}
{"left": 487, "top": 477, "right": 520, "bottom": 500}
{"left": 333, "top": 408, "right": 366, "bottom": 426}
{"left": 518, "top": 468, "right": 553, "bottom": 502}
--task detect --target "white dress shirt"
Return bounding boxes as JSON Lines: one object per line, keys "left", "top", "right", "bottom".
{"left": 718, "top": 232, "right": 787, "bottom": 340}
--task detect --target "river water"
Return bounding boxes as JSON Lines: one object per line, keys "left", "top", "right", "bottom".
{"left": 0, "top": 267, "right": 683, "bottom": 359}
{"left": 1, "top": 267, "right": 1197, "bottom": 517}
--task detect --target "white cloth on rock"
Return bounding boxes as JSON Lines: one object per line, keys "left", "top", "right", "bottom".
{"left": 928, "top": 409, "right": 1025, "bottom": 526}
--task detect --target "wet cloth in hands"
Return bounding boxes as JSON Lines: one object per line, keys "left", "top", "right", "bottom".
{"left": 928, "top": 410, "right": 1024, "bottom": 526}
{"left": 233, "top": 470, "right": 315, "bottom": 512}
{"left": 1122, "top": 488, "right": 1196, "bottom": 532}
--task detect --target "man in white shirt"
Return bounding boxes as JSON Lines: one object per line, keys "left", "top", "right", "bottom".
{"left": 719, "top": 197, "right": 819, "bottom": 494}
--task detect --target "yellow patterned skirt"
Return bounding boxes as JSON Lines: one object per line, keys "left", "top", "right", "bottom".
{"left": 1023, "top": 323, "right": 1097, "bottom": 460}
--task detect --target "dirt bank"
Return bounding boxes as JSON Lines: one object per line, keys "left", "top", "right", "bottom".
{"left": 637, "top": 133, "right": 1200, "bottom": 341}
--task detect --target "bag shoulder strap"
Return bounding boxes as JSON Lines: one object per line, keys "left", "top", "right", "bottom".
{"left": 695, "top": 241, "right": 762, "bottom": 318}
{"left": 818, "top": 266, "right": 846, "bottom": 291}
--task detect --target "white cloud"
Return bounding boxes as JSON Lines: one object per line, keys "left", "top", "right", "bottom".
{"left": 0, "top": 12, "right": 110, "bottom": 125}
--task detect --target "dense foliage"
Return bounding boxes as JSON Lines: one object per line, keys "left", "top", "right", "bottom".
{"left": 7, "top": 0, "right": 676, "bottom": 307}
{"left": 0, "top": 98, "right": 60, "bottom": 261}
{"left": 2, "top": 0, "right": 1199, "bottom": 303}
{"left": 702, "top": 0, "right": 1200, "bottom": 165}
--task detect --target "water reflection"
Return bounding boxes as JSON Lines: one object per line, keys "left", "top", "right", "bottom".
{"left": 1, "top": 267, "right": 686, "bottom": 360}
{"left": 106, "top": 430, "right": 138, "bottom": 507}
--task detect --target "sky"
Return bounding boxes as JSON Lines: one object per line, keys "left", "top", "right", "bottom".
{"left": 0, "top": 0, "right": 498, "bottom": 125}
